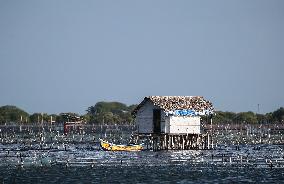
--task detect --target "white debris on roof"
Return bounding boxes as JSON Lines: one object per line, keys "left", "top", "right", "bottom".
{"left": 133, "top": 96, "right": 214, "bottom": 116}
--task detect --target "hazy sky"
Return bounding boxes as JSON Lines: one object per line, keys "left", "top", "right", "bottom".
{"left": 0, "top": 0, "right": 283, "bottom": 114}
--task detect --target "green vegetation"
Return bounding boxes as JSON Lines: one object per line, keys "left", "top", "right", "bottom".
{"left": 0, "top": 102, "right": 137, "bottom": 125}
{"left": 0, "top": 105, "right": 29, "bottom": 123}
{"left": 0, "top": 103, "right": 283, "bottom": 125}
{"left": 29, "top": 113, "right": 51, "bottom": 123}
{"left": 212, "top": 108, "right": 284, "bottom": 124}
{"left": 86, "top": 102, "right": 137, "bottom": 124}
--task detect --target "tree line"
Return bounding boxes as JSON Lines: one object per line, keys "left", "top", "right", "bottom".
{"left": 0, "top": 102, "right": 137, "bottom": 125}
{"left": 212, "top": 108, "right": 284, "bottom": 124}
{"left": 0, "top": 103, "right": 283, "bottom": 125}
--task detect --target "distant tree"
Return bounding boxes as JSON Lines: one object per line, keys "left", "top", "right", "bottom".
{"left": 29, "top": 113, "right": 42, "bottom": 123}
{"left": 87, "top": 106, "right": 96, "bottom": 115}
{"left": 0, "top": 105, "right": 29, "bottom": 124}
{"left": 265, "top": 112, "right": 275, "bottom": 123}
{"left": 87, "top": 102, "right": 128, "bottom": 115}
{"left": 271, "top": 107, "right": 284, "bottom": 123}
{"left": 256, "top": 113, "right": 267, "bottom": 123}
{"left": 234, "top": 111, "right": 258, "bottom": 124}
{"left": 212, "top": 111, "right": 236, "bottom": 124}
{"left": 81, "top": 113, "right": 93, "bottom": 123}
{"left": 86, "top": 102, "right": 137, "bottom": 124}
{"left": 29, "top": 113, "right": 51, "bottom": 123}
{"left": 213, "top": 111, "right": 261, "bottom": 124}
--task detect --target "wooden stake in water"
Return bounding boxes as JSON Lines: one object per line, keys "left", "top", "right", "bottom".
{"left": 210, "top": 117, "right": 214, "bottom": 149}
{"left": 207, "top": 134, "right": 210, "bottom": 149}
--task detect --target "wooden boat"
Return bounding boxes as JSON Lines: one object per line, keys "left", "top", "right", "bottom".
{"left": 100, "top": 139, "right": 143, "bottom": 151}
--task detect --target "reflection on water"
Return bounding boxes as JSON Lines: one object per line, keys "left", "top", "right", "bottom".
{"left": 0, "top": 124, "right": 284, "bottom": 183}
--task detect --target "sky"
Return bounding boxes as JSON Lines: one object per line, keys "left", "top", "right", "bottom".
{"left": 0, "top": 0, "right": 283, "bottom": 114}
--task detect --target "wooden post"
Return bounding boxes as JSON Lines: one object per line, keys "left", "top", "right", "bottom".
{"left": 197, "top": 135, "right": 200, "bottom": 149}
{"left": 192, "top": 135, "right": 195, "bottom": 149}
{"left": 165, "top": 134, "right": 168, "bottom": 150}
{"left": 146, "top": 136, "right": 149, "bottom": 150}
{"left": 202, "top": 135, "right": 205, "bottom": 150}
{"left": 210, "top": 116, "right": 213, "bottom": 149}
{"left": 182, "top": 135, "right": 184, "bottom": 150}
{"left": 179, "top": 135, "right": 182, "bottom": 149}
{"left": 164, "top": 134, "right": 166, "bottom": 150}
{"left": 171, "top": 135, "right": 174, "bottom": 149}
{"left": 207, "top": 133, "right": 210, "bottom": 149}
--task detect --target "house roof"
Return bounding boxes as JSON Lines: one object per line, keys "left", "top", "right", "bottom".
{"left": 132, "top": 96, "right": 214, "bottom": 116}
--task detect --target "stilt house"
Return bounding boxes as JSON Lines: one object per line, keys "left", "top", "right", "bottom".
{"left": 132, "top": 96, "right": 214, "bottom": 135}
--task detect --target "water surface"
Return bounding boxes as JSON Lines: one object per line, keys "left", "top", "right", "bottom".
{"left": 0, "top": 124, "right": 284, "bottom": 183}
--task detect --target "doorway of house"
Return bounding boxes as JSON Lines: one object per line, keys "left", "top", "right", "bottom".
{"left": 153, "top": 109, "right": 161, "bottom": 133}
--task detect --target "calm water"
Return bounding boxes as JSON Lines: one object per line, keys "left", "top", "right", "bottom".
{"left": 0, "top": 124, "right": 284, "bottom": 183}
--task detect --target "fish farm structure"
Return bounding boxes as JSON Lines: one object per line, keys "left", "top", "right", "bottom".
{"left": 131, "top": 96, "right": 215, "bottom": 150}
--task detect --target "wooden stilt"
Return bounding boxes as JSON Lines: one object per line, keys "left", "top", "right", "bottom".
{"left": 137, "top": 133, "right": 212, "bottom": 151}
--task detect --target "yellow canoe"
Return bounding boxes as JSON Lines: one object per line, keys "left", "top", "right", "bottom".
{"left": 100, "top": 139, "right": 143, "bottom": 151}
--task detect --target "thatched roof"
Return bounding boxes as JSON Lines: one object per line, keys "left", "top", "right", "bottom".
{"left": 132, "top": 96, "right": 214, "bottom": 116}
